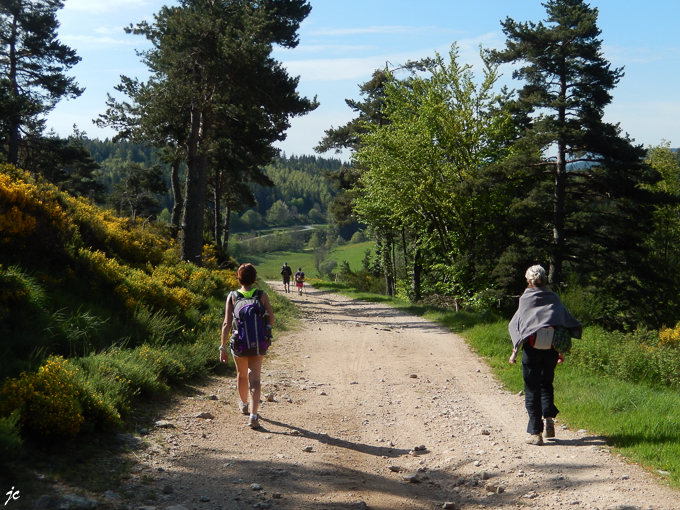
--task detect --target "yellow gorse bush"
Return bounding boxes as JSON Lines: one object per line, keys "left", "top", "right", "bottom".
{"left": 0, "top": 357, "right": 84, "bottom": 437}
{"left": 0, "top": 166, "right": 69, "bottom": 241}
{"left": 658, "top": 324, "right": 680, "bottom": 348}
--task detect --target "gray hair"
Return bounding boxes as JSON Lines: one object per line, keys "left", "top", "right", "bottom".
{"left": 525, "top": 265, "right": 547, "bottom": 287}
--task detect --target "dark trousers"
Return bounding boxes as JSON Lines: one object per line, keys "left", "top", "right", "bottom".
{"left": 522, "top": 344, "right": 559, "bottom": 434}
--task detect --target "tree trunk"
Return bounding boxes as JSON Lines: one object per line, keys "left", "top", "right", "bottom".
{"left": 549, "top": 71, "right": 568, "bottom": 287}
{"left": 223, "top": 205, "right": 231, "bottom": 251}
{"left": 180, "top": 107, "right": 210, "bottom": 264}
{"left": 411, "top": 244, "right": 422, "bottom": 302}
{"left": 213, "top": 168, "right": 222, "bottom": 246}
{"left": 170, "top": 159, "right": 182, "bottom": 239}
{"left": 8, "top": 13, "right": 20, "bottom": 166}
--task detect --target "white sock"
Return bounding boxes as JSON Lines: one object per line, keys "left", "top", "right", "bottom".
{"left": 250, "top": 413, "right": 257, "bottom": 419}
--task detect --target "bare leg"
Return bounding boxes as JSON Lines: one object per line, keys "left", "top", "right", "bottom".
{"left": 247, "top": 355, "right": 264, "bottom": 416}
{"left": 233, "top": 356, "right": 250, "bottom": 406}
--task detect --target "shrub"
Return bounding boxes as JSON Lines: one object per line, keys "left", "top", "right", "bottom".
{"left": 0, "top": 356, "right": 122, "bottom": 437}
{"left": 0, "top": 412, "right": 23, "bottom": 464}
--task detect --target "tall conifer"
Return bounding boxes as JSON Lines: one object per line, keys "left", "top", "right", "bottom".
{"left": 489, "top": 0, "right": 661, "bottom": 308}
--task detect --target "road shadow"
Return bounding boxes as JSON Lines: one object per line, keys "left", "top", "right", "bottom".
{"left": 257, "top": 417, "right": 410, "bottom": 458}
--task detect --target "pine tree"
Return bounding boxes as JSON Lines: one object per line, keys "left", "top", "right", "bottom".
{"left": 488, "top": 0, "right": 662, "bottom": 306}
{"left": 0, "top": 0, "right": 82, "bottom": 165}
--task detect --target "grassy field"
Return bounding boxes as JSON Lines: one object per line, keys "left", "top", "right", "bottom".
{"left": 246, "top": 241, "right": 375, "bottom": 280}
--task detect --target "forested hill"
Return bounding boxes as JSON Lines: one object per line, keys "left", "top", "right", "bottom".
{"left": 79, "top": 138, "right": 345, "bottom": 227}
{"left": 254, "top": 154, "right": 344, "bottom": 218}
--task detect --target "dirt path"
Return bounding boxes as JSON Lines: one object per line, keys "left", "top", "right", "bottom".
{"left": 123, "top": 284, "right": 679, "bottom": 510}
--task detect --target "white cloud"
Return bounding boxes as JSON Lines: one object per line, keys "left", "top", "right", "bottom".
{"left": 280, "top": 33, "right": 503, "bottom": 83}
{"left": 61, "top": 34, "right": 136, "bottom": 47}
{"left": 308, "top": 25, "right": 462, "bottom": 37}
{"left": 63, "top": 0, "right": 150, "bottom": 14}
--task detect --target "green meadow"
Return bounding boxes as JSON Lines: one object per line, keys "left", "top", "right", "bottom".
{"left": 246, "top": 241, "right": 375, "bottom": 280}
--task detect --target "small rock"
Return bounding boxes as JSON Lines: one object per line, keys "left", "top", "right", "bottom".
{"left": 154, "top": 420, "right": 174, "bottom": 428}
{"left": 402, "top": 472, "right": 420, "bottom": 483}
{"left": 523, "top": 491, "right": 538, "bottom": 499}
{"left": 272, "top": 493, "right": 283, "bottom": 499}
{"left": 496, "top": 486, "right": 505, "bottom": 494}
{"left": 103, "top": 490, "right": 120, "bottom": 500}
{"left": 163, "top": 485, "right": 174, "bottom": 494}
{"left": 516, "top": 390, "right": 523, "bottom": 396}
{"left": 33, "top": 496, "right": 54, "bottom": 510}
{"left": 409, "top": 374, "right": 418, "bottom": 379}
{"left": 442, "top": 503, "right": 459, "bottom": 510}
{"left": 61, "top": 495, "right": 98, "bottom": 510}
{"left": 319, "top": 391, "right": 327, "bottom": 396}
{"left": 473, "top": 460, "right": 481, "bottom": 467}
{"left": 350, "top": 381, "right": 358, "bottom": 384}
{"left": 387, "top": 440, "right": 395, "bottom": 447}
{"left": 481, "top": 429, "right": 490, "bottom": 435}
{"left": 166, "top": 506, "right": 190, "bottom": 510}
{"left": 199, "top": 496, "right": 210, "bottom": 502}
{"left": 658, "top": 470, "right": 670, "bottom": 476}
{"left": 196, "top": 412, "right": 214, "bottom": 419}
{"left": 481, "top": 471, "right": 489, "bottom": 480}
{"left": 265, "top": 393, "right": 277, "bottom": 402}
{"left": 622, "top": 474, "right": 630, "bottom": 480}
{"left": 208, "top": 394, "right": 218, "bottom": 400}
{"left": 414, "top": 444, "right": 426, "bottom": 451}
{"left": 388, "top": 466, "right": 402, "bottom": 472}
{"left": 251, "top": 483, "right": 262, "bottom": 490}
{"left": 303, "top": 446, "right": 313, "bottom": 452}
{"left": 139, "top": 428, "right": 149, "bottom": 435}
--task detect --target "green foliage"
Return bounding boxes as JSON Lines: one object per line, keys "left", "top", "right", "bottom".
{"left": 488, "top": 0, "right": 664, "bottom": 325}
{"left": 0, "top": 411, "right": 23, "bottom": 464}
{"left": 0, "top": 0, "right": 82, "bottom": 166}
{"left": 250, "top": 155, "right": 343, "bottom": 224}
{"left": 569, "top": 327, "right": 680, "bottom": 389}
{"left": 0, "top": 356, "right": 119, "bottom": 437}
{"left": 353, "top": 44, "right": 515, "bottom": 304}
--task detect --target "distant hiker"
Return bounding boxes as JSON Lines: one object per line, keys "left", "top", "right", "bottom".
{"left": 508, "top": 265, "right": 582, "bottom": 445}
{"left": 280, "top": 262, "right": 293, "bottom": 293}
{"left": 220, "top": 263, "right": 275, "bottom": 429}
{"left": 294, "top": 267, "right": 305, "bottom": 295}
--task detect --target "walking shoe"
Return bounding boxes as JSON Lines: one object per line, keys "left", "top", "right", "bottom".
{"left": 238, "top": 401, "right": 249, "bottom": 415}
{"left": 248, "top": 414, "right": 260, "bottom": 429}
{"left": 544, "top": 418, "right": 555, "bottom": 439}
{"left": 525, "top": 434, "right": 544, "bottom": 446}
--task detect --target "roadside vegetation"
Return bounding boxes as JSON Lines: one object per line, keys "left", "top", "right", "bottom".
{"left": 0, "top": 168, "right": 298, "bottom": 475}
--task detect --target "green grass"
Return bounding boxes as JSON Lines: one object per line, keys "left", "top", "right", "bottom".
{"left": 249, "top": 242, "right": 375, "bottom": 280}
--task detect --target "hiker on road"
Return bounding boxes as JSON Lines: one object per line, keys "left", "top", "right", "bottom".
{"left": 220, "top": 263, "right": 275, "bottom": 429}
{"left": 294, "top": 267, "right": 305, "bottom": 295}
{"left": 508, "top": 265, "right": 581, "bottom": 446}
{"left": 281, "top": 262, "right": 293, "bottom": 293}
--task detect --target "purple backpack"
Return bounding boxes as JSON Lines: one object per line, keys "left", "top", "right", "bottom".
{"left": 230, "top": 290, "right": 268, "bottom": 354}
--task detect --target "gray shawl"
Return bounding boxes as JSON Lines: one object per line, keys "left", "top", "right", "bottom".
{"left": 508, "top": 286, "right": 582, "bottom": 350}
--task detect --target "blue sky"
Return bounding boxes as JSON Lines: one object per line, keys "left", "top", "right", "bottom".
{"left": 51, "top": 0, "right": 680, "bottom": 160}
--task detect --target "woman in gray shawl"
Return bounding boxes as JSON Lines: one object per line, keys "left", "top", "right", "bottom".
{"left": 508, "top": 265, "right": 582, "bottom": 445}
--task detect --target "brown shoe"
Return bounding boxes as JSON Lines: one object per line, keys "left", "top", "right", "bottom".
{"left": 544, "top": 418, "right": 555, "bottom": 439}
{"left": 525, "top": 434, "right": 543, "bottom": 445}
